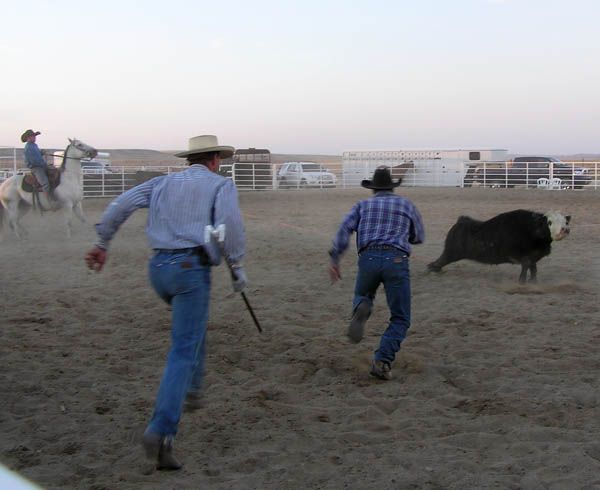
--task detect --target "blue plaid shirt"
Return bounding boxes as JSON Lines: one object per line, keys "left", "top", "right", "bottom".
{"left": 330, "top": 191, "right": 425, "bottom": 264}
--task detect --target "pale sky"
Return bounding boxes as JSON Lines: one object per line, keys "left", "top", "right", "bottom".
{"left": 1, "top": 0, "right": 598, "bottom": 154}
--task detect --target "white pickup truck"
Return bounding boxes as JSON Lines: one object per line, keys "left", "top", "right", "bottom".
{"left": 278, "top": 162, "right": 337, "bottom": 189}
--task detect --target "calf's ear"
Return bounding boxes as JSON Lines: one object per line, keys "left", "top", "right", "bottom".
{"left": 565, "top": 215, "right": 571, "bottom": 224}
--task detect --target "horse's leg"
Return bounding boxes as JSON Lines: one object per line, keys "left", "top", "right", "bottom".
{"left": 73, "top": 200, "right": 87, "bottom": 224}
{"left": 63, "top": 203, "right": 74, "bottom": 238}
{"left": 7, "top": 200, "right": 22, "bottom": 239}
{"left": 15, "top": 201, "right": 30, "bottom": 239}
{"left": 0, "top": 204, "right": 6, "bottom": 242}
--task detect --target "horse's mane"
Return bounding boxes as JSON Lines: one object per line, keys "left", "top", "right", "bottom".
{"left": 59, "top": 142, "right": 73, "bottom": 174}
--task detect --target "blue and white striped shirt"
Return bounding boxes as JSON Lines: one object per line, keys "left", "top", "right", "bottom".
{"left": 330, "top": 191, "right": 425, "bottom": 264}
{"left": 95, "top": 165, "right": 245, "bottom": 264}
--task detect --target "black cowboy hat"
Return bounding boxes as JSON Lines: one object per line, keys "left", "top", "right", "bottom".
{"left": 21, "top": 129, "right": 41, "bottom": 143}
{"left": 361, "top": 166, "right": 401, "bottom": 190}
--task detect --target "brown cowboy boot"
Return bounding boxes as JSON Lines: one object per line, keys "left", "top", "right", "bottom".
{"left": 157, "top": 436, "right": 182, "bottom": 471}
{"left": 142, "top": 432, "right": 182, "bottom": 471}
{"left": 370, "top": 359, "right": 392, "bottom": 380}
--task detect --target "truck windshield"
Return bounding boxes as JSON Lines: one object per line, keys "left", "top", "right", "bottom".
{"left": 301, "top": 164, "right": 323, "bottom": 171}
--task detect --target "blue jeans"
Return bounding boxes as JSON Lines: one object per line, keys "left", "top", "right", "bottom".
{"left": 146, "top": 250, "right": 211, "bottom": 436}
{"left": 353, "top": 249, "right": 411, "bottom": 364}
{"left": 30, "top": 166, "right": 50, "bottom": 192}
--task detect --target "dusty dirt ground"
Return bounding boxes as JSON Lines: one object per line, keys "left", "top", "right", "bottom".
{"left": 1, "top": 187, "right": 599, "bottom": 490}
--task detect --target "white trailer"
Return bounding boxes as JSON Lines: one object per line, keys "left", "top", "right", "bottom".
{"left": 342, "top": 148, "right": 508, "bottom": 187}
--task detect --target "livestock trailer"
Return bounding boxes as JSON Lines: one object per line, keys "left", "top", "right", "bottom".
{"left": 231, "top": 148, "right": 272, "bottom": 189}
{"left": 342, "top": 148, "right": 508, "bottom": 187}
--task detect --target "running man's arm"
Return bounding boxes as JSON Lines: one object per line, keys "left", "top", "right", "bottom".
{"left": 94, "top": 177, "right": 162, "bottom": 250}
{"left": 213, "top": 179, "right": 245, "bottom": 264}
{"left": 329, "top": 203, "right": 361, "bottom": 265}
{"left": 408, "top": 203, "right": 425, "bottom": 245}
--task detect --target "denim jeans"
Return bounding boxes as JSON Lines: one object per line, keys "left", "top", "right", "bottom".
{"left": 30, "top": 166, "right": 50, "bottom": 192}
{"left": 353, "top": 249, "right": 411, "bottom": 364}
{"left": 146, "top": 249, "right": 211, "bottom": 436}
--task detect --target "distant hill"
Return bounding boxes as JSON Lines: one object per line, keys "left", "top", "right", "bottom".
{"left": 0, "top": 147, "right": 343, "bottom": 168}
{"left": 508, "top": 153, "right": 600, "bottom": 162}
{"left": 0, "top": 148, "right": 182, "bottom": 167}
{"left": 270, "top": 154, "right": 341, "bottom": 165}
{"left": 94, "top": 150, "right": 343, "bottom": 167}
{"left": 556, "top": 154, "right": 600, "bottom": 161}
{"left": 100, "top": 149, "right": 181, "bottom": 166}
{"left": 107, "top": 151, "right": 343, "bottom": 167}
{"left": 3, "top": 146, "right": 597, "bottom": 169}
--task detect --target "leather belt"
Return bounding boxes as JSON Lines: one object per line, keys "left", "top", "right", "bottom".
{"left": 359, "top": 244, "right": 408, "bottom": 255}
{"left": 153, "top": 246, "right": 211, "bottom": 266}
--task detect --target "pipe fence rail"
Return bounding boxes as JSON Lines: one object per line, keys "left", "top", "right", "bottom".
{"left": 228, "top": 161, "right": 600, "bottom": 192}
{"left": 0, "top": 161, "right": 598, "bottom": 197}
{"left": 0, "top": 146, "right": 17, "bottom": 175}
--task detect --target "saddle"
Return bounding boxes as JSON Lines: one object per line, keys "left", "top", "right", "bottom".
{"left": 21, "top": 167, "right": 61, "bottom": 193}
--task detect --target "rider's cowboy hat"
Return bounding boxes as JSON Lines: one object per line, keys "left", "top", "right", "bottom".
{"left": 175, "top": 135, "right": 234, "bottom": 159}
{"left": 21, "top": 129, "right": 41, "bottom": 143}
{"left": 361, "top": 166, "right": 402, "bottom": 190}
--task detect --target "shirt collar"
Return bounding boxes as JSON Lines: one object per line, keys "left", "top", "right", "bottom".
{"left": 189, "top": 164, "right": 210, "bottom": 171}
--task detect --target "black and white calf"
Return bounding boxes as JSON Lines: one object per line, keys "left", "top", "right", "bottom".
{"left": 427, "top": 210, "right": 571, "bottom": 283}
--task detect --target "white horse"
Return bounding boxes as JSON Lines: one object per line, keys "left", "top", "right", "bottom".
{"left": 0, "top": 138, "right": 97, "bottom": 239}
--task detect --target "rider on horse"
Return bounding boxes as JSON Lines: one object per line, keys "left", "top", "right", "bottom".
{"left": 21, "top": 129, "right": 57, "bottom": 204}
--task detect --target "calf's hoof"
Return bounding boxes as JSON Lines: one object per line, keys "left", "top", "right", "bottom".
{"left": 427, "top": 263, "right": 442, "bottom": 273}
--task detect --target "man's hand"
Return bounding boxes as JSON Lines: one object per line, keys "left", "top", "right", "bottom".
{"left": 231, "top": 266, "right": 247, "bottom": 292}
{"left": 85, "top": 246, "right": 107, "bottom": 272}
{"left": 329, "top": 264, "right": 342, "bottom": 284}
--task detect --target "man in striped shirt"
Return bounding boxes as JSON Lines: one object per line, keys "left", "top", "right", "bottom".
{"left": 85, "top": 135, "right": 245, "bottom": 470}
{"left": 329, "top": 166, "right": 425, "bottom": 381}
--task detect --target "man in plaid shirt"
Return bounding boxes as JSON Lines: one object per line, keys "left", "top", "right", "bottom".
{"left": 329, "top": 166, "right": 425, "bottom": 380}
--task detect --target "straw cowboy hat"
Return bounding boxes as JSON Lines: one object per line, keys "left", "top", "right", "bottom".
{"left": 21, "top": 129, "right": 41, "bottom": 143}
{"left": 361, "top": 166, "right": 402, "bottom": 190}
{"left": 175, "top": 135, "right": 234, "bottom": 159}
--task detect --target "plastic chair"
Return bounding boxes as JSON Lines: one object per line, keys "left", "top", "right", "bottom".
{"left": 537, "top": 178, "right": 550, "bottom": 189}
{"left": 551, "top": 177, "right": 563, "bottom": 190}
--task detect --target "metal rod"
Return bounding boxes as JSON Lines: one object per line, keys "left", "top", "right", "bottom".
{"left": 206, "top": 225, "right": 263, "bottom": 333}
{"left": 218, "top": 243, "right": 263, "bottom": 333}
{"left": 240, "top": 291, "right": 263, "bottom": 333}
